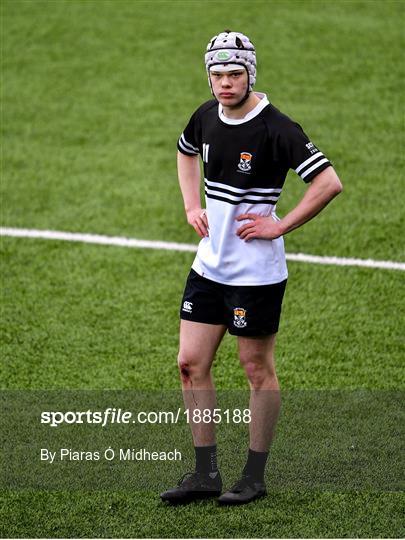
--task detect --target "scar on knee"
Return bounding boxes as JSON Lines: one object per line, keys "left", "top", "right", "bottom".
{"left": 180, "top": 364, "right": 190, "bottom": 382}
{"left": 179, "top": 363, "right": 198, "bottom": 405}
{"left": 181, "top": 367, "right": 189, "bottom": 378}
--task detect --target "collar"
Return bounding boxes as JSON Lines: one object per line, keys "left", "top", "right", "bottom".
{"left": 218, "top": 92, "right": 269, "bottom": 125}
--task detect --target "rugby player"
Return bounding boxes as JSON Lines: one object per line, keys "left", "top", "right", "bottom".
{"left": 160, "top": 30, "right": 342, "bottom": 505}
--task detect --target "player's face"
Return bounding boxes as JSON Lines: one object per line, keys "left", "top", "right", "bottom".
{"left": 209, "top": 69, "right": 248, "bottom": 107}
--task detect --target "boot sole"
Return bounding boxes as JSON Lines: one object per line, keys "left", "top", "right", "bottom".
{"left": 217, "top": 490, "right": 267, "bottom": 505}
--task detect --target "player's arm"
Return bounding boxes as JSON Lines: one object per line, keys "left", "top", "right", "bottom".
{"left": 177, "top": 151, "right": 209, "bottom": 238}
{"left": 236, "top": 166, "right": 342, "bottom": 241}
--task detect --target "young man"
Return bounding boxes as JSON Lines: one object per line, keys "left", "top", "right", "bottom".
{"left": 161, "top": 30, "right": 342, "bottom": 505}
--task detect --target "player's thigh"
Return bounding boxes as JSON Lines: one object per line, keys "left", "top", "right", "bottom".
{"left": 225, "top": 280, "right": 287, "bottom": 337}
{"left": 180, "top": 269, "right": 226, "bottom": 325}
{"left": 179, "top": 320, "right": 226, "bottom": 371}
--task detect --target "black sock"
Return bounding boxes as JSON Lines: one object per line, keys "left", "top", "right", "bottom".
{"left": 242, "top": 448, "right": 269, "bottom": 481}
{"left": 195, "top": 445, "right": 218, "bottom": 474}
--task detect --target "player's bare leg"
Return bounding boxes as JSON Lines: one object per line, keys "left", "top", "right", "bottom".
{"left": 218, "top": 333, "right": 279, "bottom": 504}
{"left": 160, "top": 320, "right": 226, "bottom": 503}
{"left": 178, "top": 319, "right": 226, "bottom": 446}
{"left": 238, "top": 333, "right": 280, "bottom": 451}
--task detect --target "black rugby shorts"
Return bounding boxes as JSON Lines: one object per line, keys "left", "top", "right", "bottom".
{"left": 180, "top": 269, "right": 287, "bottom": 336}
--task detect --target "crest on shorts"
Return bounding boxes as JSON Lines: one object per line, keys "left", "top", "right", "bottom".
{"left": 237, "top": 152, "right": 252, "bottom": 173}
{"left": 233, "top": 307, "right": 247, "bottom": 328}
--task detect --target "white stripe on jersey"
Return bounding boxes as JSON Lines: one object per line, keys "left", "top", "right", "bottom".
{"left": 300, "top": 158, "right": 329, "bottom": 179}
{"left": 178, "top": 138, "right": 198, "bottom": 155}
{"left": 180, "top": 133, "right": 199, "bottom": 153}
{"left": 205, "top": 187, "right": 279, "bottom": 203}
{"left": 295, "top": 152, "right": 324, "bottom": 174}
{"left": 205, "top": 178, "right": 282, "bottom": 195}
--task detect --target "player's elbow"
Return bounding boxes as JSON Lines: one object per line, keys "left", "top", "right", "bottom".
{"left": 331, "top": 176, "right": 343, "bottom": 197}
{"left": 323, "top": 167, "right": 343, "bottom": 199}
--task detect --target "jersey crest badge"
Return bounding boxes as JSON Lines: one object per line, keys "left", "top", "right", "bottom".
{"left": 237, "top": 152, "right": 252, "bottom": 173}
{"left": 233, "top": 307, "right": 247, "bottom": 328}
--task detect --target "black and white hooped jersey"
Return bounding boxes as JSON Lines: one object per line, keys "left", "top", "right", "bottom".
{"left": 177, "top": 93, "right": 332, "bottom": 286}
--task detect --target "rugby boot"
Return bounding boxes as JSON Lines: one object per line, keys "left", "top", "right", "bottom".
{"left": 218, "top": 474, "right": 267, "bottom": 505}
{"left": 160, "top": 470, "right": 222, "bottom": 504}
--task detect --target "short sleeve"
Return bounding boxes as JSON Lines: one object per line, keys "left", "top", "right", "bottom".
{"left": 177, "top": 111, "right": 200, "bottom": 156}
{"left": 279, "top": 121, "right": 332, "bottom": 183}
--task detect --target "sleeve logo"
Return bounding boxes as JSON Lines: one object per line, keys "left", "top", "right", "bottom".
{"left": 306, "top": 142, "right": 318, "bottom": 155}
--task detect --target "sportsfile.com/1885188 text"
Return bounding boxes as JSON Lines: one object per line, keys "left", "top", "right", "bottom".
{"left": 40, "top": 407, "right": 251, "bottom": 427}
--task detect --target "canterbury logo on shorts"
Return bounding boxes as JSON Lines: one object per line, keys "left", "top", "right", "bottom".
{"left": 182, "top": 301, "right": 193, "bottom": 313}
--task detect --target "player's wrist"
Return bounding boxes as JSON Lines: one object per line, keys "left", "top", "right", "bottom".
{"left": 185, "top": 206, "right": 201, "bottom": 215}
{"left": 275, "top": 220, "right": 287, "bottom": 237}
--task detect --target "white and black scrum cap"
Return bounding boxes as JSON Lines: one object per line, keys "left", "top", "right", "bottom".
{"left": 205, "top": 30, "right": 256, "bottom": 90}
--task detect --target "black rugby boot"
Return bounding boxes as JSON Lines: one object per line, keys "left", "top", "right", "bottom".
{"left": 218, "top": 474, "right": 267, "bottom": 505}
{"left": 160, "top": 470, "right": 222, "bottom": 504}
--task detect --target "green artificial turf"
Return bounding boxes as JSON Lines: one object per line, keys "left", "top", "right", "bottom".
{"left": 1, "top": 0, "right": 404, "bottom": 538}
{"left": 1, "top": 490, "right": 404, "bottom": 539}
{"left": 2, "top": 0, "right": 404, "bottom": 259}
{"left": 1, "top": 238, "right": 404, "bottom": 390}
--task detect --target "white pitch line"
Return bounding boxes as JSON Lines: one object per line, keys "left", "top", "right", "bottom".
{"left": 1, "top": 227, "right": 404, "bottom": 271}
{"left": 0, "top": 227, "right": 197, "bottom": 253}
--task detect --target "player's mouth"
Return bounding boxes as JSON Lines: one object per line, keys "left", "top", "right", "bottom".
{"left": 219, "top": 93, "right": 235, "bottom": 98}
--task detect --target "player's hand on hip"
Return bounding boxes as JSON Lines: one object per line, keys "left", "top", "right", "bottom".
{"left": 186, "top": 208, "right": 209, "bottom": 238}
{"left": 236, "top": 213, "right": 283, "bottom": 241}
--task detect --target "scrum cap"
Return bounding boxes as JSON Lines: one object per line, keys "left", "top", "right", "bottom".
{"left": 205, "top": 30, "right": 256, "bottom": 90}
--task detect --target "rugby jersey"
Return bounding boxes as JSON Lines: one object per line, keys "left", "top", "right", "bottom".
{"left": 177, "top": 93, "right": 332, "bottom": 286}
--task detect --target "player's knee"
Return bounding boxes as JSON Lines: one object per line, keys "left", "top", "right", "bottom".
{"left": 240, "top": 353, "right": 277, "bottom": 388}
{"left": 242, "top": 360, "right": 267, "bottom": 387}
{"left": 177, "top": 352, "right": 206, "bottom": 383}
{"left": 178, "top": 353, "right": 191, "bottom": 383}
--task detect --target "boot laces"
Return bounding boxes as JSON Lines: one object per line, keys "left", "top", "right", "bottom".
{"left": 177, "top": 471, "right": 204, "bottom": 489}
{"left": 230, "top": 475, "right": 254, "bottom": 493}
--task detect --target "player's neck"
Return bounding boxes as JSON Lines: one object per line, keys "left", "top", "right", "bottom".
{"left": 221, "top": 92, "right": 261, "bottom": 119}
